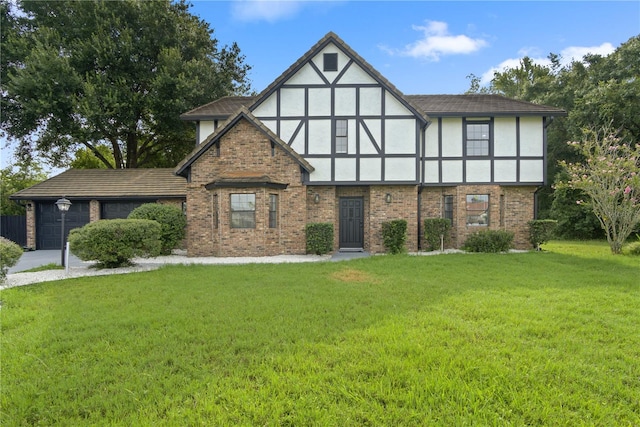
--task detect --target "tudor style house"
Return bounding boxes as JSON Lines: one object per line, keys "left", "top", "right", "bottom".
{"left": 175, "top": 32, "right": 564, "bottom": 256}
{"left": 11, "top": 32, "right": 565, "bottom": 256}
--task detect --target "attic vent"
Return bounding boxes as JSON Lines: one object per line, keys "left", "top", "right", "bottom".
{"left": 323, "top": 53, "right": 338, "bottom": 71}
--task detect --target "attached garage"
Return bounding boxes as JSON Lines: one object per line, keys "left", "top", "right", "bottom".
{"left": 10, "top": 168, "right": 187, "bottom": 251}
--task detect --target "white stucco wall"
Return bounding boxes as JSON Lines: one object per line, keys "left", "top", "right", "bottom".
{"left": 199, "top": 121, "right": 216, "bottom": 144}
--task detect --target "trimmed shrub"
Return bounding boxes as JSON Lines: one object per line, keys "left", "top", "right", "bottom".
{"left": 423, "top": 218, "right": 452, "bottom": 251}
{"left": 463, "top": 229, "right": 514, "bottom": 253}
{"left": 0, "top": 237, "right": 23, "bottom": 280}
{"left": 625, "top": 234, "right": 640, "bottom": 256}
{"left": 306, "top": 223, "right": 333, "bottom": 255}
{"left": 382, "top": 219, "right": 407, "bottom": 254}
{"left": 69, "top": 219, "right": 162, "bottom": 268}
{"left": 128, "top": 203, "right": 186, "bottom": 255}
{"left": 528, "top": 219, "right": 558, "bottom": 250}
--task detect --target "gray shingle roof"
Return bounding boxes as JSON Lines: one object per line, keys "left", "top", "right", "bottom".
{"left": 406, "top": 94, "right": 566, "bottom": 117}
{"left": 180, "top": 96, "right": 255, "bottom": 120}
{"left": 10, "top": 168, "right": 186, "bottom": 200}
{"left": 181, "top": 93, "right": 565, "bottom": 121}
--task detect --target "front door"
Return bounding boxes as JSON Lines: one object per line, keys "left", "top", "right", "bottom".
{"left": 339, "top": 197, "right": 364, "bottom": 250}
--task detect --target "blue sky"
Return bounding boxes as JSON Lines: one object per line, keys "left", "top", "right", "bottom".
{"left": 190, "top": 0, "right": 640, "bottom": 95}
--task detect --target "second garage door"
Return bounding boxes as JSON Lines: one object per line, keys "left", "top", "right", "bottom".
{"left": 100, "top": 201, "right": 147, "bottom": 219}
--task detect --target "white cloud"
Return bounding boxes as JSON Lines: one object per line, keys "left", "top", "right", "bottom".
{"left": 480, "top": 42, "right": 616, "bottom": 85}
{"left": 383, "top": 20, "right": 488, "bottom": 61}
{"left": 561, "top": 43, "right": 615, "bottom": 62}
{"left": 231, "top": 0, "right": 303, "bottom": 23}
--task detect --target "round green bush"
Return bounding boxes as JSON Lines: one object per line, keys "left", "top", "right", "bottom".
{"left": 128, "top": 203, "right": 186, "bottom": 255}
{"left": 0, "top": 237, "right": 23, "bottom": 280}
{"left": 69, "top": 219, "right": 162, "bottom": 268}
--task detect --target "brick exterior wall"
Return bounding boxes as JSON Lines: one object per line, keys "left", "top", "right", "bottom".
{"left": 90, "top": 200, "right": 100, "bottom": 222}
{"left": 369, "top": 185, "right": 418, "bottom": 253}
{"left": 25, "top": 202, "right": 35, "bottom": 250}
{"left": 185, "top": 119, "right": 538, "bottom": 256}
{"left": 186, "top": 118, "right": 307, "bottom": 257}
{"left": 303, "top": 185, "right": 418, "bottom": 254}
{"left": 420, "top": 185, "right": 536, "bottom": 250}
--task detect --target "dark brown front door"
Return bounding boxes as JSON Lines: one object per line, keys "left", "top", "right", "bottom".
{"left": 339, "top": 197, "right": 364, "bottom": 249}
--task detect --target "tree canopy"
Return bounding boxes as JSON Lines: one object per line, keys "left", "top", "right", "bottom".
{"left": 1, "top": 0, "right": 251, "bottom": 169}
{"left": 0, "top": 160, "right": 48, "bottom": 215}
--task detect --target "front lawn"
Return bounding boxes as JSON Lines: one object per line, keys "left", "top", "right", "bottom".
{"left": 1, "top": 242, "right": 639, "bottom": 425}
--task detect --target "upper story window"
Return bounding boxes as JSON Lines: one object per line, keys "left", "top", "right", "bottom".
{"left": 466, "top": 194, "right": 489, "bottom": 226}
{"left": 465, "top": 122, "right": 490, "bottom": 156}
{"left": 230, "top": 193, "right": 255, "bottom": 229}
{"left": 335, "top": 119, "right": 348, "bottom": 154}
{"left": 323, "top": 53, "right": 338, "bottom": 71}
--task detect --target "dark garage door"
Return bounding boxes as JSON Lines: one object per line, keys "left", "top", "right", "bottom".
{"left": 100, "top": 201, "right": 147, "bottom": 219}
{"left": 36, "top": 201, "right": 90, "bottom": 250}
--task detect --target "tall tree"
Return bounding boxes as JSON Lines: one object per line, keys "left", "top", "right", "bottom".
{"left": 1, "top": 0, "right": 251, "bottom": 169}
{"left": 0, "top": 160, "right": 48, "bottom": 215}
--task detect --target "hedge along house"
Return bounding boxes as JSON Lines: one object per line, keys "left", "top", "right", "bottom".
{"left": 177, "top": 32, "right": 566, "bottom": 256}
{"left": 10, "top": 169, "right": 186, "bottom": 250}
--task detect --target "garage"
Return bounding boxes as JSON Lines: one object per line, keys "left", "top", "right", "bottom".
{"left": 10, "top": 168, "right": 187, "bottom": 251}
{"left": 35, "top": 201, "right": 90, "bottom": 250}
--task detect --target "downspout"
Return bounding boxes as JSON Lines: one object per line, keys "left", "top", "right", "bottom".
{"left": 544, "top": 116, "right": 555, "bottom": 129}
{"left": 417, "top": 186, "right": 423, "bottom": 251}
{"left": 417, "top": 120, "right": 431, "bottom": 252}
{"left": 533, "top": 186, "right": 543, "bottom": 220}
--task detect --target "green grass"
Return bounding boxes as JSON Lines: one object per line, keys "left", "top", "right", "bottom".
{"left": 16, "top": 262, "right": 64, "bottom": 273}
{"left": 1, "top": 241, "right": 639, "bottom": 425}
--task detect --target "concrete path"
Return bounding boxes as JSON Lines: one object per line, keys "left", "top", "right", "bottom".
{"left": 7, "top": 248, "right": 370, "bottom": 275}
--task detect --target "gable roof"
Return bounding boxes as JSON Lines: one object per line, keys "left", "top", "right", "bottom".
{"left": 175, "top": 106, "right": 315, "bottom": 177}
{"left": 249, "top": 32, "right": 430, "bottom": 125}
{"left": 407, "top": 94, "right": 566, "bottom": 117}
{"left": 10, "top": 168, "right": 186, "bottom": 201}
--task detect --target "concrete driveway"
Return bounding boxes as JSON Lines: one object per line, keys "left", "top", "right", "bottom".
{"left": 7, "top": 250, "right": 84, "bottom": 274}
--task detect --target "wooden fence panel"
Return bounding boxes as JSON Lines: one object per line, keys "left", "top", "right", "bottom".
{"left": 1, "top": 215, "right": 27, "bottom": 247}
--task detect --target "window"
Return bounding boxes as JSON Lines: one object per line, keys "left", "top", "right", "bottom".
{"left": 230, "top": 194, "right": 255, "bottom": 228}
{"left": 466, "top": 123, "right": 490, "bottom": 156}
{"left": 443, "top": 195, "right": 454, "bottom": 223}
{"left": 323, "top": 53, "right": 338, "bottom": 71}
{"left": 335, "top": 119, "right": 348, "bottom": 154}
{"left": 212, "top": 194, "right": 218, "bottom": 229}
{"left": 269, "top": 194, "right": 278, "bottom": 228}
{"left": 466, "top": 194, "right": 489, "bottom": 226}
